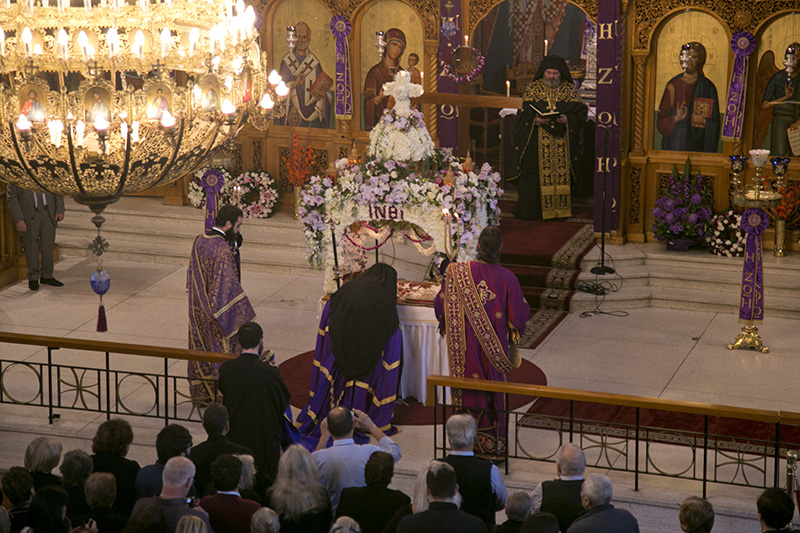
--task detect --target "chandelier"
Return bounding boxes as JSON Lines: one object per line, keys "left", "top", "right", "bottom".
{"left": 0, "top": 0, "right": 290, "bottom": 219}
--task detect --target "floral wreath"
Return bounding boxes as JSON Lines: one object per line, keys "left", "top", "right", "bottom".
{"left": 441, "top": 47, "right": 485, "bottom": 84}
{"left": 705, "top": 209, "right": 745, "bottom": 257}
{"left": 231, "top": 171, "right": 280, "bottom": 218}
{"left": 188, "top": 166, "right": 233, "bottom": 209}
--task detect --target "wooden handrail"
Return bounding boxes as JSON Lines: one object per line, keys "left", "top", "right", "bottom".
{"left": 0, "top": 331, "right": 235, "bottom": 363}
{"left": 426, "top": 375, "right": 798, "bottom": 424}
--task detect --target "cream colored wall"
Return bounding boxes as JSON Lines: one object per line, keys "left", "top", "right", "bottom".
{"left": 271, "top": 0, "right": 335, "bottom": 79}
{"left": 653, "top": 11, "right": 728, "bottom": 111}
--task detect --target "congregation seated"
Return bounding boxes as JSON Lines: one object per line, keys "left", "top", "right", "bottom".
{"left": 519, "top": 512, "right": 559, "bottom": 533}
{"left": 757, "top": 487, "right": 799, "bottom": 532}
{"left": 249, "top": 507, "right": 279, "bottom": 533}
{"left": 200, "top": 454, "right": 261, "bottom": 533}
{"left": 188, "top": 403, "right": 253, "bottom": 497}
{"left": 329, "top": 517, "right": 360, "bottom": 533}
{"left": 531, "top": 442, "right": 586, "bottom": 532}
{"left": 566, "top": 474, "right": 639, "bottom": 533}
{"left": 440, "top": 414, "right": 507, "bottom": 527}
{"left": 131, "top": 456, "right": 211, "bottom": 533}
{"left": 84, "top": 472, "right": 129, "bottom": 532}
{"left": 25, "top": 436, "right": 62, "bottom": 491}
{"left": 679, "top": 496, "right": 714, "bottom": 533}
{"left": 495, "top": 491, "right": 533, "bottom": 533}
{"left": 336, "top": 451, "right": 411, "bottom": 533}
{"left": 3, "top": 466, "right": 33, "bottom": 533}
{"left": 136, "top": 424, "right": 194, "bottom": 499}
{"left": 90, "top": 418, "right": 141, "bottom": 516}
{"left": 396, "top": 461, "right": 486, "bottom": 533}
{"left": 266, "top": 445, "right": 332, "bottom": 533}
{"left": 59, "top": 450, "right": 93, "bottom": 524}
{"left": 233, "top": 455, "right": 262, "bottom": 505}
{"left": 312, "top": 407, "right": 401, "bottom": 514}
{"left": 122, "top": 501, "right": 169, "bottom": 533}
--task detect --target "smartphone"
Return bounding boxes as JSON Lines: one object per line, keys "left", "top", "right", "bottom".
{"left": 84, "top": 518, "right": 94, "bottom": 529}
{"left": 185, "top": 497, "right": 197, "bottom": 506}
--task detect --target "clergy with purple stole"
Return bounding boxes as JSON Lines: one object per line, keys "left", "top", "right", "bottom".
{"left": 435, "top": 226, "right": 531, "bottom": 456}
{"left": 187, "top": 204, "right": 256, "bottom": 406}
{"left": 296, "top": 263, "right": 403, "bottom": 447}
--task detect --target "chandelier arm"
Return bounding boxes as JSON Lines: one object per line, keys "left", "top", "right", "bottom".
{"left": 65, "top": 126, "right": 90, "bottom": 198}
{"left": 111, "top": 123, "right": 135, "bottom": 198}
{"left": 7, "top": 122, "right": 56, "bottom": 195}
{"left": 149, "top": 117, "right": 187, "bottom": 188}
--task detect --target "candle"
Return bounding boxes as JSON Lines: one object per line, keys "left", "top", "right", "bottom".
{"left": 21, "top": 28, "right": 32, "bottom": 57}
{"left": 464, "top": 34, "right": 469, "bottom": 47}
{"left": 27, "top": 0, "right": 34, "bottom": 15}
{"left": 160, "top": 28, "right": 170, "bottom": 58}
{"left": 17, "top": 114, "right": 31, "bottom": 132}
{"left": 134, "top": 30, "right": 145, "bottom": 60}
{"left": 544, "top": 39, "right": 548, "bottom": 55}
{"left": 83, "top": 0, "right": 90, "bottom": 13}
{"left": 120, "top": 121, "right": 128, "bottom": 144}
{"left": 131, "top": 121, "right": 140, "bottom": 143}
{"left": 107, "top": 28, "right": 118, "bottom": 58}
{"left": 189, "top": 28, "right": 199, "bottom": 58}
{"left": 78, "top": 31, "right": 89, "bottom": 60}
{"left": 0, "top": 28, "right": 5, "bottom": 57}
{"left": 506, "top": 80, "right": 510, "bottom": 97}
{"left": 58, "top": 29, "right": 68, "bottom": 62}
{"left": 76, "top": 121, "right": 85, "bottom": 147}
{"left": 57, "top": 0, "right": 64, "bottom": 11}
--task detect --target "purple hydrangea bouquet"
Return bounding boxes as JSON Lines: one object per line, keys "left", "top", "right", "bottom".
{"left": 651, "top": 157, "right": 712, "bottom": 249}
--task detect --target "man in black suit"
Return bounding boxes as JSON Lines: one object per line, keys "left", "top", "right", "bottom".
{"left": 189, "top": 403, "right": 252, "bottom": 496}
{"left": 397, "top": 461, "right": 486, "bottom": 533}
{"left": 219, "top": 322, "right": 290, "bottom": 493}
{"left": 6, "top": 184, "right": 65, "bottom": 291}
{"left": 566, "top": 474, "right": 639, "bottom": 533}
{"left": 531, "top": 442, "right": 586, "bottom": 532}
{"left": 440, "top": 414, "right": 506, "bottom": 527}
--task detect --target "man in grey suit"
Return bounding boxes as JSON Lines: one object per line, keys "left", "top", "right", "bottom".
{"left": 6, "top": 184, "right": 65, "bottom": 290}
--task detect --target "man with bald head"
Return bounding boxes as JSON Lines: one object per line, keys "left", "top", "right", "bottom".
{"left": 312, "top": 406, "right": 401, "bottom": 514}
{"left": 131, "top": 456, "right": 212, "bottom": 532}
{"left": 279, "top": 21, "right": 332, "bottom": 127}
{"left": 532, "top": 443, "right": 586, "bottom": 532}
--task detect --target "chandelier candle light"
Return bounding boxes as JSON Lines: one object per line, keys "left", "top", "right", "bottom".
{"left": 0, "top": 0, "right": 290, "bottom": 324}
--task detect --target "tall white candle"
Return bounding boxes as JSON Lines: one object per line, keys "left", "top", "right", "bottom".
{"left": 506, "top": 80, "right": 510, "bottom": 97}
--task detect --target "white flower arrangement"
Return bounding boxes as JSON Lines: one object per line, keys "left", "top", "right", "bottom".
{"left": 188, "top": 167, "right": 233, "bottom": 209}
{"left": 231, "top": 171, "right": 280, "bottom": 218}
{"left": 705, "top": 209, "right": 745, "bottom": 257}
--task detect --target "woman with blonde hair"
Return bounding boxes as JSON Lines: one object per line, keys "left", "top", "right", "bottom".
{"left": 251, "top": 507, "right": 280, "bottom": 533}
{"left": 175, "top": 515, "right": 208, "bottom": 533}
{"left": 266, "top": 445, "right": 331, "bottom": 533}
{"left": 25, "top": 436, "right": 63, "bottom": 490}
{"left": 235, "top": 454, "right": 262, "bottom": 504}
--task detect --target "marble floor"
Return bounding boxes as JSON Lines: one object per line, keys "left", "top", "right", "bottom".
{"left": 2, "top": 240, "right": 798, "bottom": 531}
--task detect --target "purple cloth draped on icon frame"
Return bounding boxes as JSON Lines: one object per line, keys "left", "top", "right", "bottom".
{"left": 434, "top": 261, "right": 531, "bottom": 456}
{"left": 202, "top": 168, "right": 225, "bottom": 233}
{"left": 739, "top": 208, "right": 769, "bottom": 323}
{"left": 331, "top": 15, "right": 353, "bottom": 119}
{"left": 295, "top": 299, "right": 402, "bottom": 450}
{"left": 186, "top": 232, "right": 255, "bottom": 405}
{"left": 723, "top": 32, "right": 756, "bottom": 141}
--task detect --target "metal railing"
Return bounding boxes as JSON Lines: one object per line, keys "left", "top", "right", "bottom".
{"left": 427, "top": 375, "right": 800, "bottom": 497}
{"left": 0, "top": 332, "right": 231, "bottom": 426}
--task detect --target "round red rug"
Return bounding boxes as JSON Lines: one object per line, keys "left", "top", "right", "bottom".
{"left": 280, "top": 351, "right": 547, "bottom": 426}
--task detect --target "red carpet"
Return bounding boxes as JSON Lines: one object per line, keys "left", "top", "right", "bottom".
{"left": 522, "top": 398, "right": 800, "bottom": 447}
{"left": 281, "top": 350, "right": 547, "bottom": 426}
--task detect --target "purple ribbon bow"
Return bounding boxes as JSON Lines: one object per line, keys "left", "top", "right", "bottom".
{"left": 202, "top": 168, "right": 225, "bottom": 232}
{"left": 738, "top": 208, "right": 769, "bottom": 323}
{"left": 723, "top": 32, "right": 756, "bottom": 140}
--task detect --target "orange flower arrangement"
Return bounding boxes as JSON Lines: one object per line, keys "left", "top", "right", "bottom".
{"left": 283, "top": 133, "right": 316, "bottom": 187}
{"left": 775, "top": 181, "right": 800, "bottom": 220}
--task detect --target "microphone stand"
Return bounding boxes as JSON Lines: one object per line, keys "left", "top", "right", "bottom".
{"left": 590, "top": 124, "right": 615, "bottom": 275}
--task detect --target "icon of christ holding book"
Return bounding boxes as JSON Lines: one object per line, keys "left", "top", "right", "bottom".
{"left": 657, "top": 41, "right": 720, "bottom": 152}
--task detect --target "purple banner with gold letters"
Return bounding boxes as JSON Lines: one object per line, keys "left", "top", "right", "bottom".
{"left": 723, "top": 32, "right": 756, "bottom": 140}
{"left": 201, "top": 169, "right": 224, "bottom": 232}
{"left": 739, "top": 208, "right": 769, "bottom": 323}
{"left": 330, "top": 15, "right": 353, "bottom": 119}
{"left": 593, "top": 0, "right": 621, "bottom": 234}
{"left": 437, "top": 0, "right": 460, "bottom": 149}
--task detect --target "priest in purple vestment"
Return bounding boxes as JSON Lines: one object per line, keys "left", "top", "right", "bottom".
{"left": 296, "top": 263, "right": 402, "bottom": 448}
{"left": 435, "top": 226, "right": 531, "bottom": 455}
{"left": 187, "top": 204, "right": 256, "bottom": 406}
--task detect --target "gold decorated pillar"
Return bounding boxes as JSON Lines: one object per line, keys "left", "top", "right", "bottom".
{"left": 424, "top": 40, "right": 439, "bottom": 144}
{"left": 631, "top": 52, "right": 647, "bottom": 154}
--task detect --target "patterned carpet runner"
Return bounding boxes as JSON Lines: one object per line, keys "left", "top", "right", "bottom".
{"left": 498, "top": 198, "right": 595, "bottom": 349}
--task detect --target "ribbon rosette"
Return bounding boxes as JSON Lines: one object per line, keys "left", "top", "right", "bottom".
{"left": 722, "top": 32, "right": 756, "bottom": 140}
{"left": 330, "top": 15, "right": 353, "bottom": 119}
{"left": 738, "top": 207, "right": 769, "bottom": 323}
{"left": 202, "top": 168, "right": 225, "bottom": 232}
